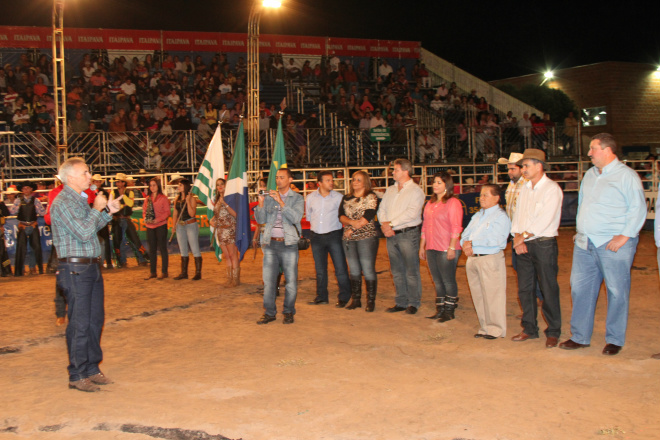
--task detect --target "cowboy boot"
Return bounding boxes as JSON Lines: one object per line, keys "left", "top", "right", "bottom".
{"left": 346, "top": 278, "right": 362, "bottom": 310}
{"left": 365, "top": 279, "right": 377, "bottom": 312}
{"left": 426, "top": 297, "right": 445, "bottom": 319}
{"left": 232, "top": 266, "right": 240, "bottom": 286}
{"left": 174, "top": 257, "right": 189, "bottom": 280}
{"left": 192, "top": 256, "right": 202, "bottom": 280}
{"left": 438, "top": 296, "right": 458, "bottom": 322}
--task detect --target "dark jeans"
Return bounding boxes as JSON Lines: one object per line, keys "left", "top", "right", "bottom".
{"left": 310, "top": 229, "right": 351, "bottom": 302}
{"left": 112, "top": 217, "right": 147, "bottom": 264}
{"left": 14, "top": 225, "right": 42, "bottom": 275}
{"left": 515, "top": 237, "right": 561, "bottom": 338}
{"left": 147, "top": 224, "right": 169, "bottom": 275}
{"left": 98, "top": 223, "right": 113, "bottom": 267}
{"left": 57, "top": 261, "right": 104, "bottom": 382}
{"left": 426, "top": 249, "right": 461, "bottom": 299}
{"left": 344, "top": 236, "right": 379, "bottom": 282}
{"left": 511, "top": 242, "right": 543, "bottom": 301}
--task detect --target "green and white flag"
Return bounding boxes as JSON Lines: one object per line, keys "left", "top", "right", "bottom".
{"left": 193, "top": 125, "right": 225, "bottom": 261}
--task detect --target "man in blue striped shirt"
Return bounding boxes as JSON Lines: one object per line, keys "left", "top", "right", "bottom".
{"left": 559, "top": 133, "right": 646, "bottom": 356}
{"left": 51, "top": 157, "right": 120, "bottom": 392}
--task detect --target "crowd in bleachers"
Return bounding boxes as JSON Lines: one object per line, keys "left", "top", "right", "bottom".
{"left": 0, "top": 50, "right": 581, "bottom": 169}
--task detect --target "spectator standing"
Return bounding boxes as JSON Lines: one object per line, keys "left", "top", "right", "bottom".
{"left": 510, "top": 149, "right": 563, "bottom": 348}
{"left": 339, "top": 170, "right": 381, "bottom": 311}
{"left": 171, "top": 177, "right": 203, "bottom": 281}
{"left": 378, "top": 159, "right": 425, "bottom": 314}
{"left": 306, "top": 171, "right": 351, "bottom": 306}
{"left": 143, "top": 177, "right": 171, "bottom": 280}
{"left": 254, "top": 169, "right": 304, "bottom": 324}
{"left": 461, "top": 184, "right": 511, "bottom": 339}
{"left": 559, "top": 133, "right": 646, "bottom": 356}
{"left": 420, "top": 172, "right": 463, "bottom": 322}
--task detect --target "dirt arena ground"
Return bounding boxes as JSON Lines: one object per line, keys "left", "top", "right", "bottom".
{"left": 1, "top": 229, "right": 659, "bottom": 440}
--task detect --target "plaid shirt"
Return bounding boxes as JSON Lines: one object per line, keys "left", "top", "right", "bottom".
{"left": 51, "top": 185, "right": 112, "bottom": 258}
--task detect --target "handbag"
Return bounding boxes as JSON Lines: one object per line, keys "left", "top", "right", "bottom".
{"left": 294, "top": 225, "right": 310, "bottom": 251}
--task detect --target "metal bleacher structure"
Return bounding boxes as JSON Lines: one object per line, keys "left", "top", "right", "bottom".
{"left": 0, "top": 29, "right": 616, "bottom": 193}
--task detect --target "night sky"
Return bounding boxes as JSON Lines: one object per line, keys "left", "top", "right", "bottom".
{"left": 2, "top": 0, "right": 658, "bottom": 81}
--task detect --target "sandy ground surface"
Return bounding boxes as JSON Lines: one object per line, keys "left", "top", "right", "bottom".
{"left": 1, "top": 229, "right": 659, "bottom": 440}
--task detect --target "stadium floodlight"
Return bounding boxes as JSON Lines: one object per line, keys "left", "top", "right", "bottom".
{"left": 247, "top": 0, "right": 283, "bottom": 178}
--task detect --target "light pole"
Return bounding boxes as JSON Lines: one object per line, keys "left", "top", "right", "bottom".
{"left": 247, "top": 0, "right": 281, "bottom": 179}
{"left": 52, "top": 0, "right": 68, "bottom": 168}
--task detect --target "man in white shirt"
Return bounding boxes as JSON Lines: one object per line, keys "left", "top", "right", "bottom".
{"left": 378, "top": 159, "right": 425, "bottom": 314}
{"left": 305, "top": 171, "right": 351, "bottom": 307}
{"left": 510, "top": 149, "right": 563, "bottom": 348}
{"left": 119, "top": 78, "right": 136, "bottom": 96}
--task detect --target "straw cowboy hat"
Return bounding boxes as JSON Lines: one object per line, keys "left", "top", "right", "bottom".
{"left": 497, "top": 152, "right": 524, "bottom": 165}
{"left": 3, "top": 185, "right": 19, "bottom": 194}
{"left": 168, "top": 173, "right": 186, "bottom": 185}
{"left": 91, "top": 174, "right": 106, "bottom": 184}
{"left": 115, "top": 173, "right": 130, "bottom": 182}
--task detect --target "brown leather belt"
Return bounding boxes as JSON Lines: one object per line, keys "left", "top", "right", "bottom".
{"left": 59, "top": 257, "right": 101, "bottom": 264}
{"left": 271, "top": 237, "right": 285, "bottom": 242}
{"left": 179, "top": 218, "right": 197, "bottom": 225}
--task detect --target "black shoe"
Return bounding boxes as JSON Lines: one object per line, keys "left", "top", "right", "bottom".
{"left": 283, "top": 313, "right": 294, "bottom": 324}
{"left": 385, "top": 305, "right": 406, "bottom": 313}
{"left": 308, "top": 298, "right": 329, "bottom": 305}
{"left": 405, "top": 306, "right": 418, "bottom": 315}
{"left": 256, "top": 314, "right": 276, "bottom": 325}
{"left": 474, "top": 333, "right": 484, "bottom": 338}
{"left": 482, "top": 335, "right": 497, "bottom": 340}
{"left": 335, "top": 300, "right": 348, "bottom": 308}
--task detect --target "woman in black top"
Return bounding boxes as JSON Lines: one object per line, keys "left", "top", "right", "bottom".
{"left": 171, "top": 178, "right": 202, "bottom": 280}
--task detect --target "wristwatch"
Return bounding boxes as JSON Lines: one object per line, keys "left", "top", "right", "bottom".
{"left": 522, "top": 232, "right": 529, "bottom": 239}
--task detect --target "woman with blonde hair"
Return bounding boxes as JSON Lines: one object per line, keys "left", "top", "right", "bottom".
{"left": 339, "top": 170, "right": 380, "bottom": 311}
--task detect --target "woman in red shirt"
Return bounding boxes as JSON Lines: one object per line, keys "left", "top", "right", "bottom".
{"left": 419, "top": 171, "right": 463, "bottom": 322}
{"left": 143, "top": 178, "right": 171, "bottom": 279}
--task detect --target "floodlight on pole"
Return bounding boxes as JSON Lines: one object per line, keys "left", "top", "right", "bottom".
{"left": 247, "top": 0, "right": 282, "bottom": 181}
{"left": 540, "top": 70, "right": 554, "bottom": 86}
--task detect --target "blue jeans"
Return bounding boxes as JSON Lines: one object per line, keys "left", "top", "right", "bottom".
{"left": 114, "top": 218, "right": 147, "bottom": 265}
{"left": 426, "top": 249, "right": 461, "bottom": 299}
{"left": 310, "top": 229, "right": 351, "bottom": 302}
{"left": 57, "top": 261, "right": 104, "bottom": 382}
{"left": 569, "top": 237, "right": 638, "bottom": 346}
{"left": 386, "top": 228, "right": 422, "bottom": 308}
{"left": 176, "top": 222, "right": 201, "bottom": 257}
{"left": 344, "top": 236, "right": 379, "bottom": 282}
{"left": 263, "top": 240, "right": 299, "bottom": 316}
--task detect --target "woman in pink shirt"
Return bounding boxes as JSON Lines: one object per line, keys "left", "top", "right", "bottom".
{"left": 419, "top": 171, "right": 463, "bottom": 322}
{"left": 143, "top": 178, "right": 171, "bottom": 279}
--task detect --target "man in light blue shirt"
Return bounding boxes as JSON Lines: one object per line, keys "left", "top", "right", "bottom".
{"left": 305, "top": 171, "right": 351, "bottom": 307}
{"left": 560, "top": 133, "right": 646, "bottom": 356}
{"left": 461, "top": 184, "right": 511, "bottom": 339}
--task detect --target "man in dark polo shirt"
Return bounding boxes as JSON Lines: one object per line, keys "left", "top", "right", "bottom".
{"left": 51, "top": 157, "right": 120, "bottom": 392}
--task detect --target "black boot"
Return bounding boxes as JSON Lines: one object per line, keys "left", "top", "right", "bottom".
{"left": 426, "top": 297, "right": 445, "bottom": 319}
{"left": 437, "top": 296, "right": 458, "bottom": 322}
{"left": 174, "top": 256, "right": 189, "bottom": 280}
{"left": 365, "top": 279, "right": 377, "bottom": 312}
{"left": 114, "top": 249, "right": 123, "bottom": 268}
{"left": 192, "top": 257, "right": 202, "bottom": 280}
{"left": 346, "top": 278, "right": 362, "bottom": 309}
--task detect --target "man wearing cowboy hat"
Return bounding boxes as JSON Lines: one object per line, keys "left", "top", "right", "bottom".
{"left": 510, "top": 149, "right": 563, "bottom": 348}
{"left": 90, "top": 174, "right": 113, "bottom": 270}
{"left": 498, "top": 152, "right": 543, "bottom": 307}
{"left": 110, "top": 173, "right": 149, "bottom": 268}
{"left": 9, "top": 182, "right": 47, "bottom": 276}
